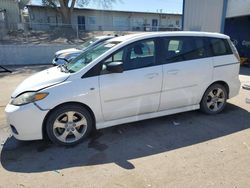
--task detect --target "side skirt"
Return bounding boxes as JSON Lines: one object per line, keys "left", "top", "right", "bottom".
{"left": 96, "top": 104, "right": 200, "bottom": 129}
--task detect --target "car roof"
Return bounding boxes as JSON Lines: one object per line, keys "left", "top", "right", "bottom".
{"left": 108, "top": 31, "right": 230, "bottom": 43}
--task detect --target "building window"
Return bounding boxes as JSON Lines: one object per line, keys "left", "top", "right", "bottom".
{"left": 132, "top": 18, "right": 144, "bottom": 27}
{"left": 113, "top": 17, "right": 128, "bottom": 29}
{"left": 48, "top": 16, "right": 57, "bottom": 26}
{"left": 88, "top": 16, "right": 96, "bottom": 25}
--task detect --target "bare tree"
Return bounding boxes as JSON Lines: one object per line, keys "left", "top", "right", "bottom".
{"left": 18, "top": 0, "right": 31, "bottom": 9}
{"left": 42, "top": 0, "right": 118, "bottom": 25}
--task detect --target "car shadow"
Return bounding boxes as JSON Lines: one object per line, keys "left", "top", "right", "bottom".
{"left": 1, "top": 103, "right": 250, "bottom": 172}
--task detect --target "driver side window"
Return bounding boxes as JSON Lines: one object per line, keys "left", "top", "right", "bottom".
{"left": 124, "top": 39, "right": 155, "bottom": 71}
{"left": 100, "top": 39, "right": 156, "bottom": 74}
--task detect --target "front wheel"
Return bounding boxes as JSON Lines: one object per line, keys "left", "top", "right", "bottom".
{"left": 200, "top": 84, "right": 228, "bottom": 114}
{"left": 46, "top": 104, "right": 93, "bottom": 146}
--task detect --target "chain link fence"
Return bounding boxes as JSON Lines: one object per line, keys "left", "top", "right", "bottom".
{"left": 0, "top": 22, "right": 180, "bottom": 45}
{"left": 0, "top": 21, "right": 180, "bottom": 65}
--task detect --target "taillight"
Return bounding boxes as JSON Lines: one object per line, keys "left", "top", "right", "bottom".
{"left": 229, "top": 40, "right": 240, "bottom": 62}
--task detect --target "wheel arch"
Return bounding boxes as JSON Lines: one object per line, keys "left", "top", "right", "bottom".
{"left": 200, "top": 80, "right": 230, "bottom": 103}
{"left": 211, "top": 81, "right": 229, "bottom": 98}
{"left": 42, "top": 101, "right": 96, "bottom": 140}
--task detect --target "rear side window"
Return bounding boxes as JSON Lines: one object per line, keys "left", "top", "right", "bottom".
{"left": 208, "top": 38, "right": 232, "bottom": 56}
{"left": 162, "top": 36, "right": 206, "bottom": 63}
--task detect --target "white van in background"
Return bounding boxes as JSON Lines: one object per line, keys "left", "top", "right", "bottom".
{"left": 5, "top": 32, "right": 241, "bottom": 146}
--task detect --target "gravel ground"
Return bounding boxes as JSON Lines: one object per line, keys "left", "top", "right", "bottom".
{"left": 0, "top": 65, "right": 249, "bottom": 188}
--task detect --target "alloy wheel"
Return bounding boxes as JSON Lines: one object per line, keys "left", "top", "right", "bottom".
{"left": 206, "top": 88, "right": 226, "bottom": 112}
{"left": 53, "top": 111, "right": 88, "bottom": 143}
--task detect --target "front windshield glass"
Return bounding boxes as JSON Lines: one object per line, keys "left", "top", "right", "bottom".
{"left": 79, "top": 38, "right": 99, "bottom": 49}
{"left": 66, "top": 41, "right": 120, "bottom": 73}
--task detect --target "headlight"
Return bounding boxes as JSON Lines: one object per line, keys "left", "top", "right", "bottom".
{"left": 11, "top": 92, "right": 49, "bottom": 106}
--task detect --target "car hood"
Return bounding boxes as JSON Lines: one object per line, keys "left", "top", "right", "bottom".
{"left": 55, "top": 48, "right": 82, "bottom": 56}
{"left": 11, "top": 67, "right": 70, "bottom": 98}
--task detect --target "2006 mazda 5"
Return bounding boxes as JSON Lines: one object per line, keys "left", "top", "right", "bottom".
{"left": 5, "top": 32, "right": 241, "bottom": 146}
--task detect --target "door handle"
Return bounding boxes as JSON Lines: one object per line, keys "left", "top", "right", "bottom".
{"left": 145, "top": 73, "right": 159, "bottom": 79}
{"left": 167, "top": 70, "right": 179, "bottom": 75}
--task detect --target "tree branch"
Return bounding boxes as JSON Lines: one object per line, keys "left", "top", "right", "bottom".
{"left": 42, "top": 0, "right": 60, "bottom": 12}
{"left": 70, "top": 0, "right": 76, "bottom": 12}
{"left": 58, "top": 0, "right": 65, "bottom": 8}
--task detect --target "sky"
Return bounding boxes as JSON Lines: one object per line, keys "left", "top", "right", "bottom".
{"left": 31, "top": 0, "right": 183, "bottom": 14}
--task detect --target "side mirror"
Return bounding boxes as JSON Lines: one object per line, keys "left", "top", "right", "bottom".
{"left": 106, "top": 61, "right": 123, "bottom": 73}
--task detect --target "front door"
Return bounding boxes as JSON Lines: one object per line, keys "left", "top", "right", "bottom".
{"left": 152, "top": 19, "right": 158, "bottom": 31}
{"left": 99, "top": 39, "right": 163, "bottom": 121}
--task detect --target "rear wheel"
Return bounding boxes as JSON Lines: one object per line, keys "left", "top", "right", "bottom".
{"left": 200, "top": 84, "right": 228, "bottom": 114}
{"left": 46, "top": 104, "right": 93, "bottom": 146}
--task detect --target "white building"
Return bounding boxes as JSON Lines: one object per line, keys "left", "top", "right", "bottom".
{"left": 27, "top": 5, "right": 182, "bottom": 32}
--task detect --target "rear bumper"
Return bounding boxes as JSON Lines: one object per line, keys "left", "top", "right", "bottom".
{"left": 5, "top": 103, "right": 48, "bottom": 141}
{"left": 229, "top": 78, "right": 241, "bottom": 98}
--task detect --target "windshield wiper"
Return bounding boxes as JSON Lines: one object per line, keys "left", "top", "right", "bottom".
{"left": 58, "top": 64, "right": 69, "bottom": 73}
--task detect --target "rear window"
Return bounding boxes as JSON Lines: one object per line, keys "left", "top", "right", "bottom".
{"left": 209, "top": 38, "right": 232, "bottom": 56}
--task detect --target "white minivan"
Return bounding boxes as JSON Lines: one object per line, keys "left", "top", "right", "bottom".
{"left": 5, "top": 32, "right": 241, "bottom": 146}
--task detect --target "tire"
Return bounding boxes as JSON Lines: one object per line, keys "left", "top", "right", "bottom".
{"left": 200, "top": 84, "right": 228, "bottom": 115}
{"left": 46, "top": 104, "right": 93, "bottom": 146}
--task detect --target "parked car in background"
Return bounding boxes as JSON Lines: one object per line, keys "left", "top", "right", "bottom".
{"left": 52, "top": 35, "right": 115, "bottom": 65}
{"left": 5, "top": 32, "right": 241, "bottom": 146}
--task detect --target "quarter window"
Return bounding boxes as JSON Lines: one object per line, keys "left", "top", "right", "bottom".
{"left": 209, "top": 38, "right": 232, "bottom": 56}
{"left": 104, "top": 50, "right": 124, "bottom": 63}
{"left": 101, "top": 49, "right": 125, "bottom": 74}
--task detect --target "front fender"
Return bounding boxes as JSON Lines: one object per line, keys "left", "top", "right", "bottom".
{"left": 35, "top": 77, "right": 103, "bottom": 124}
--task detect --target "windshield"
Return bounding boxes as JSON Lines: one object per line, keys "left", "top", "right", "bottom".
{"left": 79, "top": 38, "right": 99, "bottom": 49}
{"left": 66, "top": 41, "right": 120, "bottom": 73}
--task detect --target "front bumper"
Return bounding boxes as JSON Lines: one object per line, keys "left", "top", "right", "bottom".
{"left": 5, "top": 103, "right": 48, "bottom": 141}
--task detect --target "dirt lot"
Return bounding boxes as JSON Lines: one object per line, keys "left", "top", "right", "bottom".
{"left": 0, "top": 66, "right": 250, "bottom": 188}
